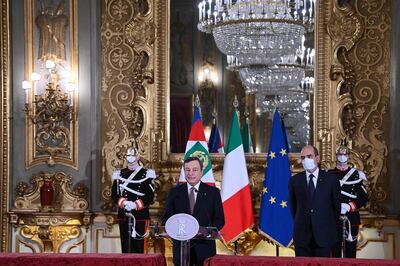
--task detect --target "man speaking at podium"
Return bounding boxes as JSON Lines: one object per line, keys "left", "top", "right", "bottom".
{"left": 163, "top": 156, "right": 225, "bottom": 266}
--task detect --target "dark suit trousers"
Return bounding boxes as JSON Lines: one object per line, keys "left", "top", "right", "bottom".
{"left": 295, "top": 234, "right": 332, "bottom": 257}
{"left": 119, "top": 219, "right": 147, "bottom": 253}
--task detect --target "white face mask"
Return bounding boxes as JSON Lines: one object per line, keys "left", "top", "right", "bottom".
{"left": 337, "top": 155, "right": 348, "bottom": 163}
{"left": 126, "top": 155, "right": 137, "bottom": 163}
{"left": 302, "top": 158, "right": 316, "bottom": 171}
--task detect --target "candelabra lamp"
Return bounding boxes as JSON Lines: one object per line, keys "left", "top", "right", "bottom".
{"left": 23, "top": 60, "right": 76, "bottom": 167}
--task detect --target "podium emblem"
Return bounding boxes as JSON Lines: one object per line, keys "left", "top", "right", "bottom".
{"left": 165, "top": 213, "right": 199, "bottom": 241}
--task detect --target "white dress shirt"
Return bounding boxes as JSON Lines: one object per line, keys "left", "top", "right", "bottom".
{"left": 306, "top": 168, "right": 319, "bottom": 189}
{"left": 187, "top": 182, "right": 200, "bottom": 202}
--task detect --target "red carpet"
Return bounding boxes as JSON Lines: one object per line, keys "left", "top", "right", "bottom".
{"left": 205, "top": 255, "right": 400, "bottom": 266}
{"left": 0, "top": 253, "right": 166, "bottom": 266}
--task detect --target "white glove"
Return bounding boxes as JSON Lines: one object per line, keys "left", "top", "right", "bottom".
{"left": 341, "top": 203, "right": 350, "bottom": 214}
{"left": 112, "top": 170, "right": 121, "bottom": 180}
{"left": 124, "top": 201, "right": 136, "bottom": 211}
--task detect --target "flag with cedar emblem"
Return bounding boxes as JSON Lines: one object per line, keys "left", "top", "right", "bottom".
{"left": 178, "top": 105, "right": 215, "bottom": 185}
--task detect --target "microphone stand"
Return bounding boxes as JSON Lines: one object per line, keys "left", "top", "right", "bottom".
{"left": 125, "top": 211, "right": 134, "bottom": 253}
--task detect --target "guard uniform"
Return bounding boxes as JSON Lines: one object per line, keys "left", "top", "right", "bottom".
{"left": 111, "top": 166, "right": 156, "bottom": 253}
{"left": 328, "top": 167, "right": 368, "bottom": 258}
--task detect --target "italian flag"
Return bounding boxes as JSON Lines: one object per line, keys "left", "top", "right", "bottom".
{"left": 178, "top": 106, "right": 215, "bottom": 185}
{"left": 220, "top": 111, "right": 254, "bottom": 243}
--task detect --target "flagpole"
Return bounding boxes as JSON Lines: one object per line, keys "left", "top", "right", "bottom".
{"left": 233, "top": 96, "right": 239, "bottom": 257}
{"left": 232, "top": 96, "right": 239, "bottom": 258}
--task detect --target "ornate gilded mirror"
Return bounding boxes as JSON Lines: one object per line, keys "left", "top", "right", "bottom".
{"left": 169, "top": 0, "right": 315, "bottom": 154}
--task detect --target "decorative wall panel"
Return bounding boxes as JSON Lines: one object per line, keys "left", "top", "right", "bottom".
{"left": 328, "top": 0, "right": 391, "bottom": 214}
{"left": 24, "top": 0, "right": 78, "bottom": 168}
{"left": 100, "top": 0, "right": 167, "bottom": 210}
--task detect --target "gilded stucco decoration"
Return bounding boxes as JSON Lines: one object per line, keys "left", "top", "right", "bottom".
{"left": 100, "top": 0, "right": 158, "bottom": 210}
{"left": 24, "top": 0, "right": 79, "bottom": 168}
{"left": 328, "top": 0, "right": 391, "bottom": 214}
{"left": 9, "top": 171, "right": 90, "bottom": 253}
{"left": 12, "top": 171, "right": 89, "bottom": 212}
{"left": 16, "top": 219, "right": 83, "bottom": 253}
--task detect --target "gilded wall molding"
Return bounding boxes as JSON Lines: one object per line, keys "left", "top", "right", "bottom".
{"left": 97, "top": 0, "right": 393, "bottom": 256}
{"left": 24, "top": 0, "right": 79, "bottom": 169}
{"left": 0, "top": 0, "right": 11, "bottom": 252}
{"left": 327, "top": 0, "right": 391, "bottom": 214}
{"left": 314, "top": 0, "right": 335, "bottom": 165}
{"left": 100, "top": 0, "right": 162, "bottom": 210}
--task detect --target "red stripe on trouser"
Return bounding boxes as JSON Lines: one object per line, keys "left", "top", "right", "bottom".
{"left": 221, "top": 185, "right": 254, "bottom": 242}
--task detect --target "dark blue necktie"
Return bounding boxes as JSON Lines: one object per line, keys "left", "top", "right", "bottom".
{"left": 308, "top": 174, "right": 315, "bottom": 199}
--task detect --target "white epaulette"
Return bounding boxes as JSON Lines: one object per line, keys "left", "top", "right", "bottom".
{"left": 358, "top": 170, "right": 366, "bottom": 180}
{"left": 146, "top": 169, "right": 156, "bottom": 179}
{"left": 112, "top": 169, "right": 121, "bottom": 180}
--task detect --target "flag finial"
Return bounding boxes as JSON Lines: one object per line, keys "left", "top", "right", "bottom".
{"left": 233, "top": 95, "right": 239, "bottom": 110}
{"left": 195, "top": 94, "right": 201, "bottom": 108}
{"left": 212, "top": 109, "right": 217, "bottom": 118}
{"left": 244, "top": 110, "right": 250, "bottom": 121}
{"left": 273, "top": 95, "right": 280, "bottom": 113}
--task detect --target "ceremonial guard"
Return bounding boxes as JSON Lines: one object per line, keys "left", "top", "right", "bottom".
{"left": 329, "top": 141, "right": 368, "bottom": 258}
{"left": 111, "top": 147, "right": 156, "bottom": 253}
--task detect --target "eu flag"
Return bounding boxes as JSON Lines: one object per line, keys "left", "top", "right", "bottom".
{"left": 259, "top": 110, "right": 293, "bottom": 247}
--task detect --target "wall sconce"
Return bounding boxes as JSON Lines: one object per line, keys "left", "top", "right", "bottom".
{"left": 198, "top": 65, "right": 218, "bottom": 85}
{"left": 22, "top": 60, "right": 76, "bottom": 165}
{"left": 23, "top": 60, "right": 75, "bottom": 122}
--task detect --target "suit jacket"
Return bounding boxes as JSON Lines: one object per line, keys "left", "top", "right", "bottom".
{"left": 288, "top": 169, "right": 340, "bottom": 248}
{"left": 162, "top": 182, "right": 225, "bottom": 264}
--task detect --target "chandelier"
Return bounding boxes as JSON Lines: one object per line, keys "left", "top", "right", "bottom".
{"left": 238, "top": 63, "right": 305, "bottom": 93}
{"left": 257, "top": 90, "right": 309, "bottom": 113}
{"left": 198, "top": 0, "right": 315, "bottom": 91}
{"left": 198, "top": 0, "right": 314, "bottom": 65}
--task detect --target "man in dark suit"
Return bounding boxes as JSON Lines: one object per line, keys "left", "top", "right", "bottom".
{"left": 288, "top": 145, "right": 340, "bottom": 257}
{"left": 163, "top": 156, "right": 225, "bottom": 266}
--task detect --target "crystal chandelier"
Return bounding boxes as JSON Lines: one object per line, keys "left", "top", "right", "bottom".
{"left": 257, "top": 90, "right": 309, "bottom": 113}
{"left": 238, "top": 63, "right": 305, "bottom": 93}
{"left": 198, "top": 0, "right": 315, "bottom": 67}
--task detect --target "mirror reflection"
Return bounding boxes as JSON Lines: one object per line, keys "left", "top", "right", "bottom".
{"left": 170, "top": 0, "right": 315, "bottom": 153}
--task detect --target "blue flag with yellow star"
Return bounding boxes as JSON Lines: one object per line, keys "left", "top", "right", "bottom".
{"left": 259, "top": 109, "right": 293, "bottom": 247}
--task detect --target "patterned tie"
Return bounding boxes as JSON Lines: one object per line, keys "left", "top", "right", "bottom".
{"left": 308, "top": 174, "right": 315, "bottom": 199}
{"left": 189, "top": 187, "right": 196, "bottom": 214}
